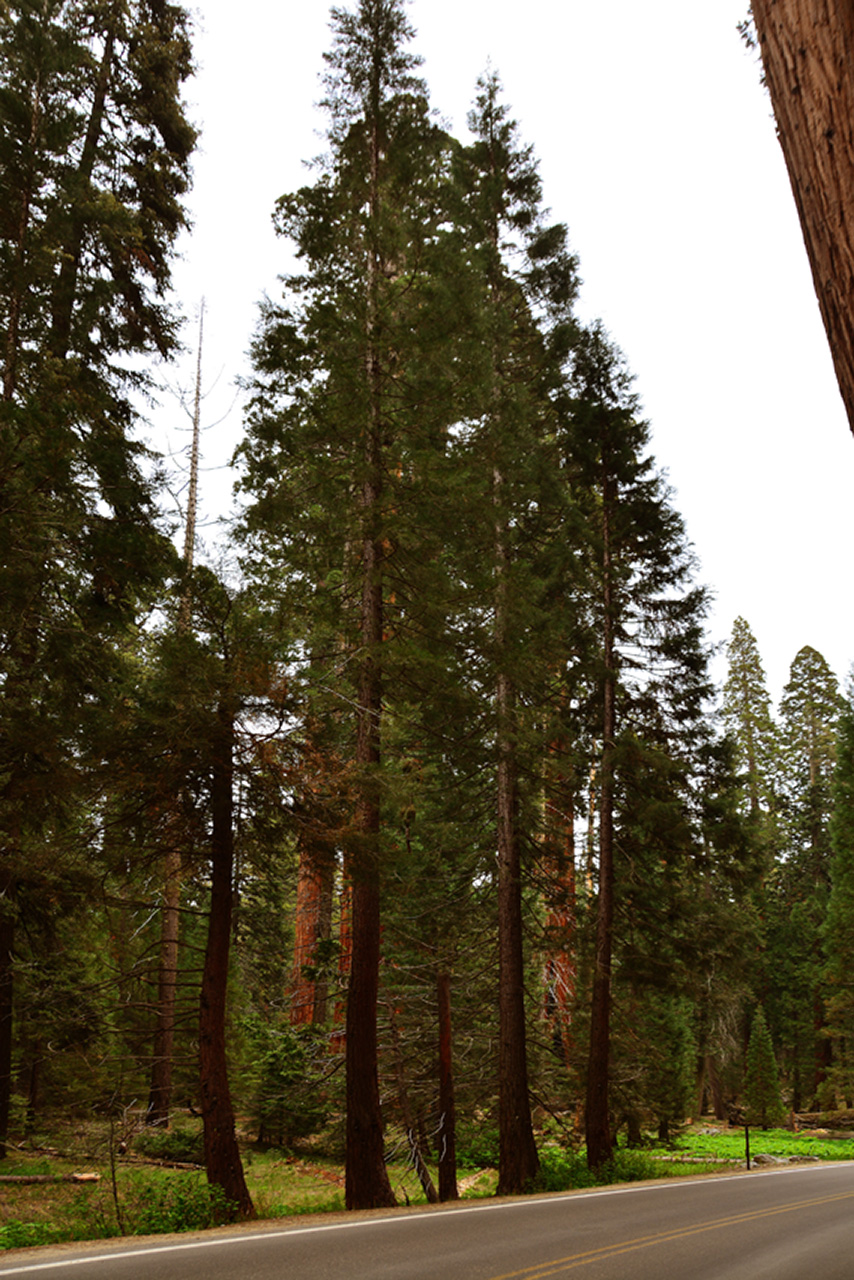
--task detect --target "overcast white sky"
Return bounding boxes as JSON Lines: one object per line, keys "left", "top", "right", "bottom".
{"left": 160, "top": 0, "right": 854, "bottom": 706}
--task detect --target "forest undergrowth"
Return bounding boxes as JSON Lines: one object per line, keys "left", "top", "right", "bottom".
{"left": 3, "top": 1118, "right": 854, "bottom": 1251}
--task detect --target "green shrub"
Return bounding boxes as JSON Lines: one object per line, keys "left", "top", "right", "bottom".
{"left": 243, "top": 1018, "right": 329, "bottom": 1149}
{"left": 134, "top": 1126, "right": 204, "bottom": 1165}
{"left": 455, "top": 1123, "right": 500, "bottom": 1169}
{"left": 535, "top": 1145, "right": 658, "bottom": 1192}
{"left": 132, "top": 1178, "right": 236, "bottom": 1233}
{"left": 0, "top": 1221, "right": 65, "bottom": 1250}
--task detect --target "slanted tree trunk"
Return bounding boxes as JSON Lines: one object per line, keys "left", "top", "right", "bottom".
{"left": 751, "top": 0, "right": 854, "bottom": 435}
{"left": 436, "top": 969, "right": 458, "bottom": 1202}
{"left": 198, "top": 702, "right": 254, "bottom": 1219}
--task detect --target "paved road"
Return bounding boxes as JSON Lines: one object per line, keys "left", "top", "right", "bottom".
{"left": 2, "top": 1163, "right": 854, "bottom": 1280}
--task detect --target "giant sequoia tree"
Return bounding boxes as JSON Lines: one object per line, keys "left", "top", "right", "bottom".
{"left": 749, "top": 0, "right": 854, "bottom": 434}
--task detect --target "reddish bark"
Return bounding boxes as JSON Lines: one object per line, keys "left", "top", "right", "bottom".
{"left": 751, "top": 0, "right": 854, "bottom": 435}
{"left": 198, "top": 705, "right": 254, "bottom": 1219}
{"left": 330, "top": 874, "right": 351, "bottom": 1055}
{"left": 290, "top": 832, "right": 334, "bottom": 1027}
{"left": 542, "top": 746, "right": 577, "bottom": 1069}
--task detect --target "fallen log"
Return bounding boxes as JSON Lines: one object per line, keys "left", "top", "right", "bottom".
{"left": 0, "top": 1172, "right": 100, "bottom": 1185}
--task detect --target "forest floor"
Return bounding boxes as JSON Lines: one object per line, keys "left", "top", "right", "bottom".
{"left": 2, "top": 1117, "right": 854, "bottom": 1251}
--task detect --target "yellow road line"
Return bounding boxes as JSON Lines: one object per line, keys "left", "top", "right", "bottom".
{"left": 485, "top": 1188, "right": 854, "bottom": 1279}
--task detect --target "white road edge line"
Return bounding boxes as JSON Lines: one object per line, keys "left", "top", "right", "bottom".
{"left": 0, "top": 1161, "right": 845, "bottom": 1276}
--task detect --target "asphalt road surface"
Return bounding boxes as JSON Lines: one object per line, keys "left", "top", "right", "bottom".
{"left": 2, "top": 1163, "right": 854, "bottom": 1280}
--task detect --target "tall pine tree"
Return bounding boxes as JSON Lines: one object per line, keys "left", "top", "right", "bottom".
{"left": 0, "top": 0, "right": 195, "bottom": 1155}
{"left": 238, "top": 0, "right": 465, "bottom": 1209}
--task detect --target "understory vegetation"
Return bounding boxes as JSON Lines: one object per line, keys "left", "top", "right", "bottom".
{"left": 4, "top": 1118, "right": 854, "bottom": 1250}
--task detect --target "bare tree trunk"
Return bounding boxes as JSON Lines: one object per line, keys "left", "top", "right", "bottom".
{"left": 146, "top": 843, "right": 181, "bottom": 1125}
{"left": 494, "top": 473, "right": 539, "bottom": 1196}
{"left": 436, "top": 970, "right": 459, "bottom": 1202}
{"left": 586, "top": 469, "right": 616, "bottom": 1171}
{"left": 198, "top": 703, "right": 254, "bottom": 1219}
{"left": 751, "top": 0, "right": 854, "bottom": 434}
{"left": 344, "top": 495, "right": 395, "bottom": 1207}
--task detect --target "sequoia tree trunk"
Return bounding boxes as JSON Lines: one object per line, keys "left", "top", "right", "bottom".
{"left": 751, "top": 0, "right": 854, "bottom": 434}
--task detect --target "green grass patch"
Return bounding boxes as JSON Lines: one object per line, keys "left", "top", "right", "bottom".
{"left": 673, "top": 1127, "right": 854, "bottom": 1163}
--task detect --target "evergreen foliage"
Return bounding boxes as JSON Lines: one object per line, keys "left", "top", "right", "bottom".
{"left": 744, "top": 1005, "right": 784, "bottom": 1129}
{"left": 3, "top": 0, "right": 853, "bottom": 1215}
{"left": 0, "top": 0, "right": 195, "bottom": 1158}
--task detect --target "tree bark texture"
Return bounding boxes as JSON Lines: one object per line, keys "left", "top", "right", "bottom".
{"left": 751, "top": 0, "right": 854, "bottom": 434}
{"left": 290, "top": 830, "right": 334, "bottom": 1027}
{"left": 198, "top": 704, "right": 254, "bottom": 1219}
